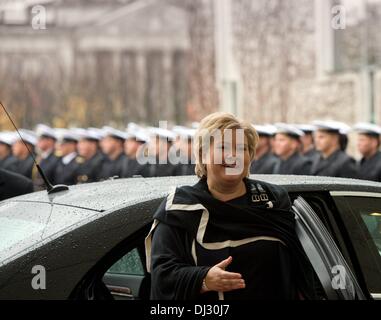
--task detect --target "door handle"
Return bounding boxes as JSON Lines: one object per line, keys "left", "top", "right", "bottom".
{"left": 106, "top": 285, "right": 134, "bottom": 298}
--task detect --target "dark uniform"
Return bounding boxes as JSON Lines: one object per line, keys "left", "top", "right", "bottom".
{"left": 173, "top": 152, "right": 196, "bottom": 176}
{"left": 0, "top": 154, "right": 19, "bottom": 172}
{"left": 272, "top": 152, "right": 311, "bottom": 175}
{"left": 353, "top": 123, "right": 381, "bottom": 182}
{"left": 33, "top": 125, "right": 60, "bottom": 188}
{"left": 139, "top": 161, "right": 177, "bottom": 178}
{"left": 121, "top": 157, "right": 144, "bottom": 178}
{"left": 99, "top": 152, "right": 127, "bottom": 180}
{"left": 33, "top": 152, "right": 60, "bottom": 189}
{"left": 0, "top": 168, "right": 34, "bottom": 201}
{"left": 311, "top": 149, "right": 358, "bottom": 179}
{"left": 250, "top": 152, "right": 279, "bottom": 174}
{"left": 358, "top": 151, "right": 381, "bottom": 182}
{"left": 304, "top": 148, "right": 319, "bottom": 162}
{"left": 174, "top": 161, "right": 196, "bottom": 176}
{"left": 54, "top": 154, "right": 84, "bottom": 186}
{"left": 16, "top": 155, "right": 35, "bottom": 179}
{"left": 77, "top": 152, "right": 105, "bottom": 183}
{"left": 141, "top": 127, "right": 178, "bottom": 178}
{"left": 296, "top": 125, "right": 319, "bottom": 163}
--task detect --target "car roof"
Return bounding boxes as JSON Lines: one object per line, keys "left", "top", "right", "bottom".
{"left": 7, "top": 175, "right": 381, "bottom": 212}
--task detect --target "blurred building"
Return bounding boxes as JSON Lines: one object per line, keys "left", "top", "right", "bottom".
{"left": 0, "top": 0, "right": 190, "bottom": 128}
{"left": 1, "top": 0, "right": 381, "bottom": 130}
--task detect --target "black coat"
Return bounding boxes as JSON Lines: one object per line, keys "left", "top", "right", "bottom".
{"left": 39, "top": 152, "right": 60, "bottom": 184}
{"left": 250, "top": 152, "right": 279, "bottom": 174}
{"left": 33, "top": 152, "right": 60, "bottom": 189}
{"left": 358, "top": 151, "right": 381, "bottom": 182}
{"left": 0, "top": 154, "right": 19, "bottom": 172}
{"left": 304, "top": 148, "right": 319, "bottom": 162}
{"left": 121, "top": 157, "right": 144, "bottom": 178}
{"left": 99, "top": 152, "right": 127, "bottom": 180}
{"left": 77, "top": 152, "right": 105, "bottom": 183}
{"left": 0, "top": 168, "right": 34, "bottom": 201}
{"left": 15, "top": 155, "right": 35, "bottom": 179}
{"left": 311, "top": 149, "right": 358, "bottom": 179}
{"left": 147, "top": 177, "right": 315, "bottom": 300}
{"left": 139, "top": 163, "right": 177, "bottom": 178}
{"left": 137, "top": 154, "right": 177, "bottom": 178}
{"left": 272, "top": 152, "right": 312, "bottom": 175}
{"left": 53, "top": 155, "right": 83, "bottom": 186}
{"left": 174, "top": 158, "right": 196, "bottom": 176}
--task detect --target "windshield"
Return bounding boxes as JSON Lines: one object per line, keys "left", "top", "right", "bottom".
{"left": 0, "top": 201, "right": 96, "bottom": 266}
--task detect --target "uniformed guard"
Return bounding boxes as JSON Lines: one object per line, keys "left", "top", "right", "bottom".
{"left": 138, "top": 127, "right": 177, "bottom": 177}
{"left": 272, "top": 124, "right": 312, "bottom": 175}
{"left": 250, "top": 125, "right": 279, "bottom": 174}
{"left": 296, "top": 124, "right": 319, "bottom": 161}
{"left": 12, "top": 129, "right": 37, "bottom": 179}
{"left": 33, "top": 124, "right": 60, "bottom": 189}
{"left": 99, "top": 126, "right": 127, "bottom": 180}
{"left": 311, "top": 121, "right": 358, "bottom": 179}
{"left": 122, "top": 124, "right": 148, "bottom": 178}
{"left": 53, "top": 129, "right": 83, "bottom": 185}
{"left": 337, "top": 122, "right": 352, "bottom": 152}
{"left": 0, "top": 132, "right": 19, "bottom": 172}
{"left": 172, "top": 126, "right": 196, "bottom": 176}
{"left": 76, "top": 128, "right": 106, "bottom": 183}
{"left": 354, "top": 123, "right": 381, "bottom": 182}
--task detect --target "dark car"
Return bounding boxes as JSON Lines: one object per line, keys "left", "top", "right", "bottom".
{"left": 0, "top": 175, "right": 381, "bottom": 300}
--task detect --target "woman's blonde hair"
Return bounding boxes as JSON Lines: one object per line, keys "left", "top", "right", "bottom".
{"left": 193, "top": 112, "right": 259, "bottom": 178}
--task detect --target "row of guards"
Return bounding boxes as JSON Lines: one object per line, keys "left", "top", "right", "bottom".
{"left": 0, "top": 120, "right": 381, "bottom": 192}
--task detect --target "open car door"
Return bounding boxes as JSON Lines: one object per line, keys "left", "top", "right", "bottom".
{"left": 292, "top": 196, "right": 366, "bottom": 300}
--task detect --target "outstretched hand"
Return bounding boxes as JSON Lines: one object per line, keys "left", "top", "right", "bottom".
{"left": 202, "top": 256, "right": 245, "bottom": 292}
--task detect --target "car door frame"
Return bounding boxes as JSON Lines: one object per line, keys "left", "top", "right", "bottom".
{"left": 70, "top": 223, "right": 152, "bottom": 300}
{"left": 330, "top": 191, "right": 381, "bottom": 301}
{"left": 102, "top": 245, "right": 147, "bottom": 300}
{"left": 292, "top": 196, "right": 366, "bottom": 300}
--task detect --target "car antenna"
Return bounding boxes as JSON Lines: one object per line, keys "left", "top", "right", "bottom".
{"left": 0, "top": 101, "right": 69, "bottom": 194}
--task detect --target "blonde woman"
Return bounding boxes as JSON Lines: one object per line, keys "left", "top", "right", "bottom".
{"left": 145, "top": 112, "right": 315, "bottom": 300}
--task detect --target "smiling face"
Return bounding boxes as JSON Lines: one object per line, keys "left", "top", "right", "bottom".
{"left": 205, "top": 129, "right": 250, "bottom": 187}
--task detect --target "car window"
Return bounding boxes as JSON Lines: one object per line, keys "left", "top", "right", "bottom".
{"left": 332, "top": 195, "right": 381, "bottom": 295}
{"left": 293, "top": 196, "right": 364, "bottom": 300}
{"left": 361, "top": 214, "right": 381, "bottom": 255}
{"left": 106, "top": 248, "right": 144, "bottom": 276}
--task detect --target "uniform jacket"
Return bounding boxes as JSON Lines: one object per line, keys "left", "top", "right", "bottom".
{"left": 250, "top": 152, "right": 279, "bottom": 174}
{"left": 53, "top": 154, "right": 83, "bottom": 186}
{"left": 311, "top": 149, "right": 358, "bottom": 179}
{"left": 358, "top": 151, "right": 381, "bottom": 182}
{"left": 272, "top": 152, "right": 312, "bottom": 175}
